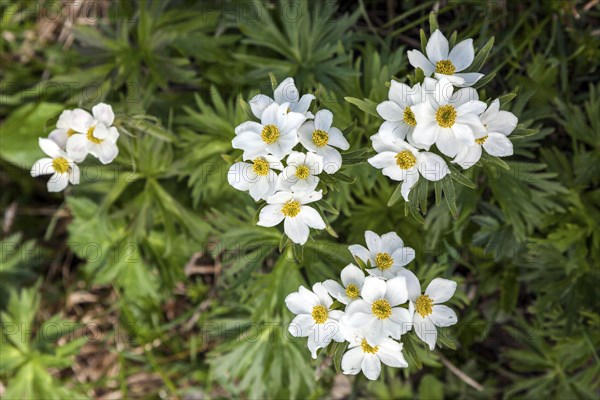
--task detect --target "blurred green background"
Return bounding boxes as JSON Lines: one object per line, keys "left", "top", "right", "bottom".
{"left": 1, "top": 0, "right": 599, "bottom": 399}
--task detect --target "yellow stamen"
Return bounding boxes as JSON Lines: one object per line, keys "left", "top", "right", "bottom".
{"left": 52, "top": 157, "right": 70, "bottom": 174}
{"left": 403, "top": 107, "right": 417, "bottom": 127}
{"left": 395, "top": 150, "right": 416, "bottom": 170}
{"left": 435, "top": 105, "right": 457, "bottom": 128}
{"left": 261, "top": 124, "right": 280, "bottom": 144}
{"left": 475, "top": 136, "right": 488, "bottom": 145}
{"left": 252, "top": 158, "right": 270, "bottom": 176}
{"left": 311, "top": 305, "right": 328, "bottom": 324}
{"left": 360, "top": 338, "right": 379, "bottom": 354}
{"left": 295, "top": 165, "right": 310, "bottom": 180}
{"left": 415, "top": 294, "right": 433, "bottom": 317}
{"left": 345, "top": 283, "right": 359, "bottom": 299}
{"left": 86, "top": 126, "right": 103, "bottom": 144}
{"left": 66, "top": 128, "right": 76, "bottom": 137}
{"left": 435, "top": 59, "right": 456, "bottom": 75}
{"left": 375, "top": 252, "right": 394, "bottom": 270}
{"left": 371, "top": 299, "right": 392, "bottom": 320}
{"left": 312, "top": 129, "right": 329, "bottom": 147}
{"left": 281, "top": 200, "right": 301, "bottom": 217}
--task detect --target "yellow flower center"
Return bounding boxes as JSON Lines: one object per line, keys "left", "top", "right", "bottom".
{"left": 415, "top": 294, "right": 434, "bottom": 317}
{"left": 360, "top": 338, "right": 379, "bottom": 354}
{"left": 375, "top": 252, "right": 394, "bottom": 270}
{"left": 395, "top": 150, "right": 416, "bottom": 170}
{"left": 86, "top": 126, "right": 103, "bottom": 144}
{"left": 435, "top": 59, "right": 456, "bottom": 75}
{"left": 403, "top": 107, "right": 417, "bottom": 127}
{"left": 312, "top": 129, "right": 329, "bottom": 147}
{"left": 52, "top": 157, "right": 70, "bottom": 174}
{"left": 281, "top": 200, "right": 301, "bottom": 217}
{"left": 67, "top": 128, "right": 76, "bottom": 137}
{"left": 345, "top": 283, "right": 359, "bottom": 299}
{"left": 475, "top": 135, "right": 488, "bottom": 145}
{"left": 261, "top": 124, "right": 280, "bottom": 144}
{"left": 435, "top": 104, "right": 457, "bottom": 128}
{"left": 311, "top": 305, "right": 328, "bottom": 324}
{"left": 295, "top": 165, "right": 310, "bottom": 180}
{"left": 371, "top": 299, "right": 392, "bottom": 320}
{"left": 252, "top": 158, "right": 270, "bottom": 176}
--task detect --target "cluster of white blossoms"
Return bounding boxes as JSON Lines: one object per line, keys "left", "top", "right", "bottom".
{"left": 229, "top": 78, "right": 350, "bottom": 245}
{"left": 369, "top": 30, "right": 518, "bottom": 201}
{"left": 285, "top": 231, "right": 458, "bottom": 380}
{"left": 30, "top": 103, "right": 120, "bottom": 192}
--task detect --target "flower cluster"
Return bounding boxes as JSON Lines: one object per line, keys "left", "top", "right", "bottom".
{"left": 369, "top": 30, "right": 518, "bottom": 201}
{"left": 229, "top": 78, "right": 350, "bottom": 245}
{"left": 285, "top": 231, "right": 458, "bottom": 380}
{"left": 30, "top": 103, "right": 120, "bottom": 192}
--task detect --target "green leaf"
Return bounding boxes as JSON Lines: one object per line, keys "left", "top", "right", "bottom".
{"left": 429, "top": 12, "right": 439, "bottom": 34}
{"left": 468, "top": 36, "right": 495, "bottom": 72}
{"left": 344, "top": 97, "right": 380, "bottom": 117}
{"left": 387, "top": 183, "right": 404, "bottom": 207}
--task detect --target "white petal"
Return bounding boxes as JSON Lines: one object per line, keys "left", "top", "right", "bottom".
{"left": 448, "top": 39, "right": 475, "bottom": 71}
{"left": 289, "top": 314, "right": 314, "bottom": 337}
{"left": 274, "top": 77, "right": 299, "bottom": 104}
{"left": 94, "top": 141, "right": 119, "bottom": 164}
{"left": 314, "top": 109, "right": 333, "bottom": 131}
{"left": 297, "top": 189, "right": 322, "bottom": 205}
{"left": 341, "top": 264, "right": 365, "bottom": 287}
{"left": 487, "top": 111, "right": 518, "bottom": 135}
{"left": 483, "top": 132, "right": 513, "bottom": 157}
{"left": 30, "top": 158, "right": 54, "bottom": 177}
{"left": 413, "top": 313, "right": 437, "bottom": 350}
{"left": 227, "top": 162, "right": 252, "bottom": 192}
{"left": 416, "top": 152, "right": 450, "bottom": 181}
{"left": 429, "top": 305, "right": 458, "bottom": 327}
{"left": 322, "top": 280, "right": 345, "bottom": 300}
{"left": 342, "top": 347, "right": 365, "bottom": 376}
{"left": 68, "top": 164, "right": 80, "bottom": 184}
{"left": 38, "top": 138, "right": 61, "bottom": 159}
{"left": 452, "top": 144, "right": 482, "bottom": 170}
{"left": 377, "top": 339, "right": 408, "bottom": 368}
{"left": 435, "top": 129, "right": 461, "bottom": 157}
{"left": 379, "top": 121, "right": 410, "bottom": 143}
{"left": 368, "top": 152, "right": 396, "bottom": 169}
{"left": 313, "top": 282, "right": 334, "bottom": 308}
{"left": 300, "top": 206, "right": 326, "bottom": 230}
{"left": 261, "top": 102, "right": 281, "bottom": 126}
{"left": 361, "top": 276, "right": 387, "bottom": 303}
{"left": 389, "top": 307, "right": 412, "bottom": 335}
{"left": 348, "top": 245, "right": 373, "bottom": 265}
{"left": 304, "top": 151, "right": 324, "bottom": 174}
{"left": 65, "top": 134, "right": 88, "bottom": 162}
{"left": 426, "top": 29, "right": 450, "bottom": 62}
{"left": 249, "top": 94, "right": 274, "bottom": 120}
{"left": 48, "top": 129, "right": 68, "bottom": 149}
{"left": 379, "top": 232, "right": 403, "bottom": 253}
{"left": 70, "top": 109, "right": 94, "bottom": 133}
{"left": 391, "top": 246, "right": 416, "bottom": 267}
{"left": 293, "top": 94, "right": 315, "bottom": 116}
{"left": 364, "top": 231, "right": 381, "bottom": 254}
{"left": 388, "top": 81, "right": 413, "bottom": 109}
{"left": 454, "top": 72, "right": 484, "bottom": 87}
{"left": 285, "top": 291, "right": 312, "bottom": 315}
{"left": 92, "top": 103, "right": 115, "bottom": 126}
{"left": 407, "top": 50, "right": 435, "bottom": 75}
{"left": 327, "top": 127, "right": 350, "bottom": 150}
{"left": 284, "top": 217, "right": 310, "bottom": 245}
{"left": 235, "top": 121, "right": 263, "bottom": 135}
{"left": 257, "top": 204, "right": 285, "bottom": 227}
{"left": 361, "top": 354, "right": 382, "bottom": 380}
{"left": 56, "top": 109, "right": 73, "bottom": 129}
{"left": 397, "top": 268, "right": 421, "bottom": 301}
{"left": 400, "top": 172, "right": 419, "bottom": 201}
{"left": 377, "top": 101, "right": 404, "bottom": 122}
{"left": 385, "top": 276, "right": 408, "bottom": 306}
{"left": 425, "top": 278, "right": 457, "bottom": 303}
{"left": 47, "top": 172, "right": 69, "bottom": 192}
{"left": 451, "top": 88, "right": 479, "bottom": 108}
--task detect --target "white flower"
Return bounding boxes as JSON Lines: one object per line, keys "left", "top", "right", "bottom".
{"left": 407, "top": 278, "right": 458, "bottom": 350}
{"left": 66, "top": 103, "right": 120, "bottom": 164}
{"left": 376, "top": 81, "right": 425, "bottom": 145}
{"left": 232, "top": 102, "right": 305, "bottom": 159}
{"left": 322, "top": 264, "right": 365, "bottom": 305}
{"left": 341, "top": 331, "right": 408, "bottom": 380}
{"left": 348, "top": 231, "right": 416, "bottom": 280}
{"left": 411, "top": 77, "right": 487, "bottom": 158}
{"left": 298, "top": 110, "right": 350, "bottom": 174}
{"left": 30, "top": 138, "right": 80, "bottom": 192}
{"left": 285, "top": 283, "right": 344, "bottom": 359}
{"left": 368, "top": 134, "right": 449, "bottom": 201}
{"left": 257, "top": 189, "right": 326, "bottom": 245}
{"left": 227, "top": 155, "right": 283, "bottom": 201}
{"left": 278, "top": 151, "right": 323, "bottom": 191}
{"left": 407, "top": 29, "right": 484, "bottom": 87}
{"left": 249, "top": 77, "right": 315, "bottom": 119}
{"left": 453, "top": 99, "right": 518, "bottom": 169}
{"left": 341, "top": 276, "right": 412, "bottom": 345}
{"left": 48, "top": 110, "right": 78, "bottom": 149}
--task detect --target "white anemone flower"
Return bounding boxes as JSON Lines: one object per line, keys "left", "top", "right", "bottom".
{"left": 411, "top": 78, "right": 487, "bottom": 158}
{"left": 285, "top": 283, "right": 344, "bottom": 359}
{"left": 406, "top": 278, "right": 458, "bottom": 350}
{"left": 368, "top": 134, "right": 449, "bottom": 201}
{"left": 341, "top": 329, "right": 408, "bottom": 380}
{"left": 278, "top": 151, "right": 323, "bottom": 191}
{"left": 322, "top": 264, "right": 366, "bottom": 305}
{"left": 298, "top": 110, "right": 350, "bottom": 174}
{"left": 453, "top": 99, "right": 518, "bottom": 169}
{"left": 348, "top": 231, "right": 416, "bottom": 280}
{"left": 407, "top": 29, "right": 484, "bottom": 87}
{"left": 227, "top": 155, "right": 283, "bottom": 201}
{"left": 232, "top": 102, "right": 305, "bottom": 159}
{"left": 342, "top": 276, "right": 412, "bottom": 345}
{"left": 66, "top": 103, "right": 120, "bottom": 164}
{"left": 376, "top": 81, "right": 426, "bottom": 145}
{"left": 48, "top": 109, "right": 78, "bottom": 149}
{"left": 249, "top": 77, "right": 315, "bottom": 119}
{"left": 257, "top": 189, "right": 325, "bottom": 245}
{"left": 30, "top": 138, "right": 80, "bottom": 192}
